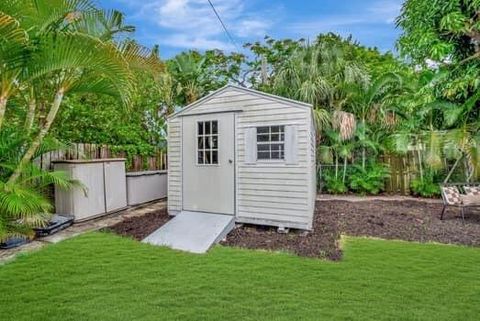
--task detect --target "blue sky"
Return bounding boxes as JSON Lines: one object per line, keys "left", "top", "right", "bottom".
{"left": 97, "top": 0, "right": 403, "bottom": 58}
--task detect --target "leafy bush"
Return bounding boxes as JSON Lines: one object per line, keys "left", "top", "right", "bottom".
{"left": 320, "top": 169, "right": 348, "bottom": 194}
{"left": 0, "top": 130, "right": 81, "bottom": 241}
{"left": 324, "top": 175, "right": 348, "bottom": 194}
{"left": 410, "top": 171, "right": 440, "bottom": 198}
{"left": 349, "top": 163, "right": 390, "bottom": 195}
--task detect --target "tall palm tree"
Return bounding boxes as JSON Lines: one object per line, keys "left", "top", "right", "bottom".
{"left": 272, "top": 41, "right": 369, "bottom": 131}
{"left": 347, "top": 72, "right": 404, "bottom": 168}
{"left": 168, "top": 51, "right": 206, "bottom": 104}
{"left": 0, "top": 0, "right": 162, "bottom": 239}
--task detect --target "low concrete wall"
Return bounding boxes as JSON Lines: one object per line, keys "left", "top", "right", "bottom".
{"left": 126, "top": 170, "right": 167, "bottom": 206}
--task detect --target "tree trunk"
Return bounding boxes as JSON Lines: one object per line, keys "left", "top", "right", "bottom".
{"left": 443, "top": 154, "right": 463, "bottom": 184}
{"left": 0, "top": 95, "right": 7, "bottom": 130}
{"left": 8, "top": 90, "right": 64, "bottom": 185}
{"left": 361, "top": 118, "right": 366, "bottom": 170}
{"left": 24, "top": 98, "right": 36, "bottom": 133}
{"left": 342, "top": 157, "right": 347, "bottom": 183}
{"left": 416, "top": 147, "right": 423, "bottom": 182}
{"left": 362, "top": 148, "right": 366, "bottom": 170}
{"left": 335, "top": 155, "right": 339, "bottom": 180}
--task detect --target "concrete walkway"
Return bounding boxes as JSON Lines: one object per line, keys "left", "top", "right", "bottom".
{"left": 0, "top": 200, "right": 166, "bottom": 264}
{"left": 143, "top": 211, "right": 235, "bottom": 254}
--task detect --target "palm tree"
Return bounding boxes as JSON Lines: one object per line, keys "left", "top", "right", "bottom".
{"left": 0, "top": 0, "right": 162, "bottom": 239}
{"left": 272, "top": 41, "right": 369, "bottom": 131}
{"left": 347, "top": 72, "right": 404, "bottom": 169}
{"left": 0, "top": 130, "right": 80, "bottom": 241}
{"left": 168, "top": 51, "right": 206, "bottom": 104}
{"left": 392, "top": 70, "right": 480, "bottom": 183}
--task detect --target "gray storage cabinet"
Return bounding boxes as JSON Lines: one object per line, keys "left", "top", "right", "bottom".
{"left": 53, "top": 159, "right": 128, "bottom": 222}
{"left": 126, "top": 170, "right": 167, "bottom": 206}
{"left": 167, "top": 85, "right": 316, "bottom": 230}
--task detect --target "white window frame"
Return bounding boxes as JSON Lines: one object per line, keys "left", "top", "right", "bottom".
{"left": 256, "top": 125, "right": 285, "bottom": 161}
{"left": 196, "top": 120, "right": 219, "bottom": 166}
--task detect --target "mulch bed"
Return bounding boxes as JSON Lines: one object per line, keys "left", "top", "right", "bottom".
{"left": 106, "top": 208, "right": 171, "bottom": 241}
{"left": 106, "top": 200, "right": 480, "bottom": 261}
{"left": 221, "top": 200, "right": 480, "bottom": 260}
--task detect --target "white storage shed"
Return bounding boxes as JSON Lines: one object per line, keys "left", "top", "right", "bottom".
{"left": 167, "top": 85, "right": 316, "bottom": 230}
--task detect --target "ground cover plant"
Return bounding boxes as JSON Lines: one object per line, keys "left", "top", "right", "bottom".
{"left": 1, "top": 232, "right": 479, "bottom": 321}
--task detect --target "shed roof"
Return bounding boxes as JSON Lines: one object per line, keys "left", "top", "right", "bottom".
{"left": 168, "top": 85, "right": 312, "bottom": 120}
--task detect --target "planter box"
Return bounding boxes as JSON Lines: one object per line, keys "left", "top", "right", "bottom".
{"left": 126, "top": 170, "right": 167, "bottom": 206}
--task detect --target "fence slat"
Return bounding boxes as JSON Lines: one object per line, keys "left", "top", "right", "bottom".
{"left": 34, "top": 143, "right": 168, "bottom": 172}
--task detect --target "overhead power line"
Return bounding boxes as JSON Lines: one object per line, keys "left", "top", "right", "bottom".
{"left": 206, "top": 0, "right": 241, "bottom": 52}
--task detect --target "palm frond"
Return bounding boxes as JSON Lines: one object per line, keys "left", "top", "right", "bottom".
{"left": 27, "top": 33, "right": 135, "bottom": 106}
{"left": 0, "top": 11, "right": 28, "bottom": 45}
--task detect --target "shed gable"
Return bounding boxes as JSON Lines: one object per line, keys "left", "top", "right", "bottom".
{"left": 169, "top": 85, "right": 311, "bottom": 119}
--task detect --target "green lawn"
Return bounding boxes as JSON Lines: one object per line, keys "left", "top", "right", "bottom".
{"left": 1, "top": 233, "right": 479, "bottom": 321}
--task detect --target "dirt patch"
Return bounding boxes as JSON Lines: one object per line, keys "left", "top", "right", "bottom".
{"left": 222, "top": 200, "right": 480, "bottom": 260}
{"left": 106, "top": 208, "right": 171, "bottom": 240}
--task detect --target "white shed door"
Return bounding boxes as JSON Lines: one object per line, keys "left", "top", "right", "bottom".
{"left": 182, "top": 113, "right": 235, "bottom": 215}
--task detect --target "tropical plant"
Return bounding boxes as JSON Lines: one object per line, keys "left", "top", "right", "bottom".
{"left": 0, "top": 129, "right": 80, "bottom": 241}
{"left": 349, "top": 162, "right": 390, "bottom": 195}
{"left": 347, "top": 72, "right": 405, "bottom": 168}
{"left": 272, "top": 39, "right": 369, "bottom": 130}
{"left": 410, "top": 169, "right": 440, "bottom": 198}
{"left": 322, "top": 169, "right": 348, "bottom": 194}
{"left": 0, "top": 0, "right": 161, "bottom": 239}
{"left": 166, "top": 49, "right": 244, "bottom": 106}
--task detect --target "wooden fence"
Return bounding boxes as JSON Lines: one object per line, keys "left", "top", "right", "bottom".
{"left": 318, "top": 152, "right": 444, "bottom": 195}
{"left": 383, "top": 153, "right": 417, "bottom": 195}
{"left": 36, "top": 143, "right": 167, "bottom": 172}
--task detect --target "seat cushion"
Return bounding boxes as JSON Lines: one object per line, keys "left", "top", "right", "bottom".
{"left": 464, "top": 186, "right": 480, "bottom": 196}
{"left": 461, "top": 194, "right": 480, "bottom": 206}
{"left": 442, "top": 186, "right": 462, "bottom": 205}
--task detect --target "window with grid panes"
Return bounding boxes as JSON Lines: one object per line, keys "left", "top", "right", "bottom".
{"left": 256, "top": 125, "right": 285, "bottom": 160}
{"left": 197, "top": 120, "right": 218, "bottom": 165}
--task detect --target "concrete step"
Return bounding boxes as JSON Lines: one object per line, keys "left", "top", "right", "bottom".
{"left": 142, "top": 211, "right": 235, "bottom": 254}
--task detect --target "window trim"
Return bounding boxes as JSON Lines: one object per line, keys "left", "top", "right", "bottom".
{"left": 196, "top": 120, "right": 219, "bottom": 166}
{"left": 256, "top": 125, "right": 285, "bottom": 161}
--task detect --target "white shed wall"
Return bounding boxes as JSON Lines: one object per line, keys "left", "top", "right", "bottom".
{"left": 167, "top": 118, "right": 182, "bottom": 214}
{"left": 167, "top": 86, "right": 315, "bottom": 229}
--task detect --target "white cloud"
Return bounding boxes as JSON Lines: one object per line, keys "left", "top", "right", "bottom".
{"left": 289, "top": 16, "right": 369, "bottom": 33}
{"left": 162, "top": 34, "right": 236, "bottom": 51}
{"left": 131, "top": 0, "right": 273, "bottom": 51}
{"left": 287, "top": 0, "right": 402, "bottom": 34}
{"left": 368, "top": 0, "right": 402, "bottom": 23}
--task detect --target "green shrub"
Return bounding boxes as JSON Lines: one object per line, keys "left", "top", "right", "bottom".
{"left": 410, "top": 171, "right": 440, "bottom": 198}
{"left": 324, "top": 175, "right": 348, "bottom": 194}
{"left": 349, "top": 163, "right": 390, "bottom": 195}
{"left": 320, "top": 169, "right": 348, "bottom": 194}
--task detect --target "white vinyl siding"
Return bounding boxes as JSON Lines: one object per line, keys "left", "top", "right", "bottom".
{"left": 168, "top": 86, "right": 315, "bottom": 230}
{"left": 167, "top": 118, "right": 182, "bottom": 213}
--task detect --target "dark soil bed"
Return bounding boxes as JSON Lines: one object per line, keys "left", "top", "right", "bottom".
{"left": 221, "top": 200, "right": 480, "bottom": 260}
{"left": 107, "top": 208, "right": 171, "bottom": 240}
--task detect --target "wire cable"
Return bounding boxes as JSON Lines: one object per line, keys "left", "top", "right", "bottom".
{"left": 206, "top": 0, "right": 241, "bottom": 52}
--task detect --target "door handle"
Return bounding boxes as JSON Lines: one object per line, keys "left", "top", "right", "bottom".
{"left": 228, "top": 159, "right": 233, "bottom": 164}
